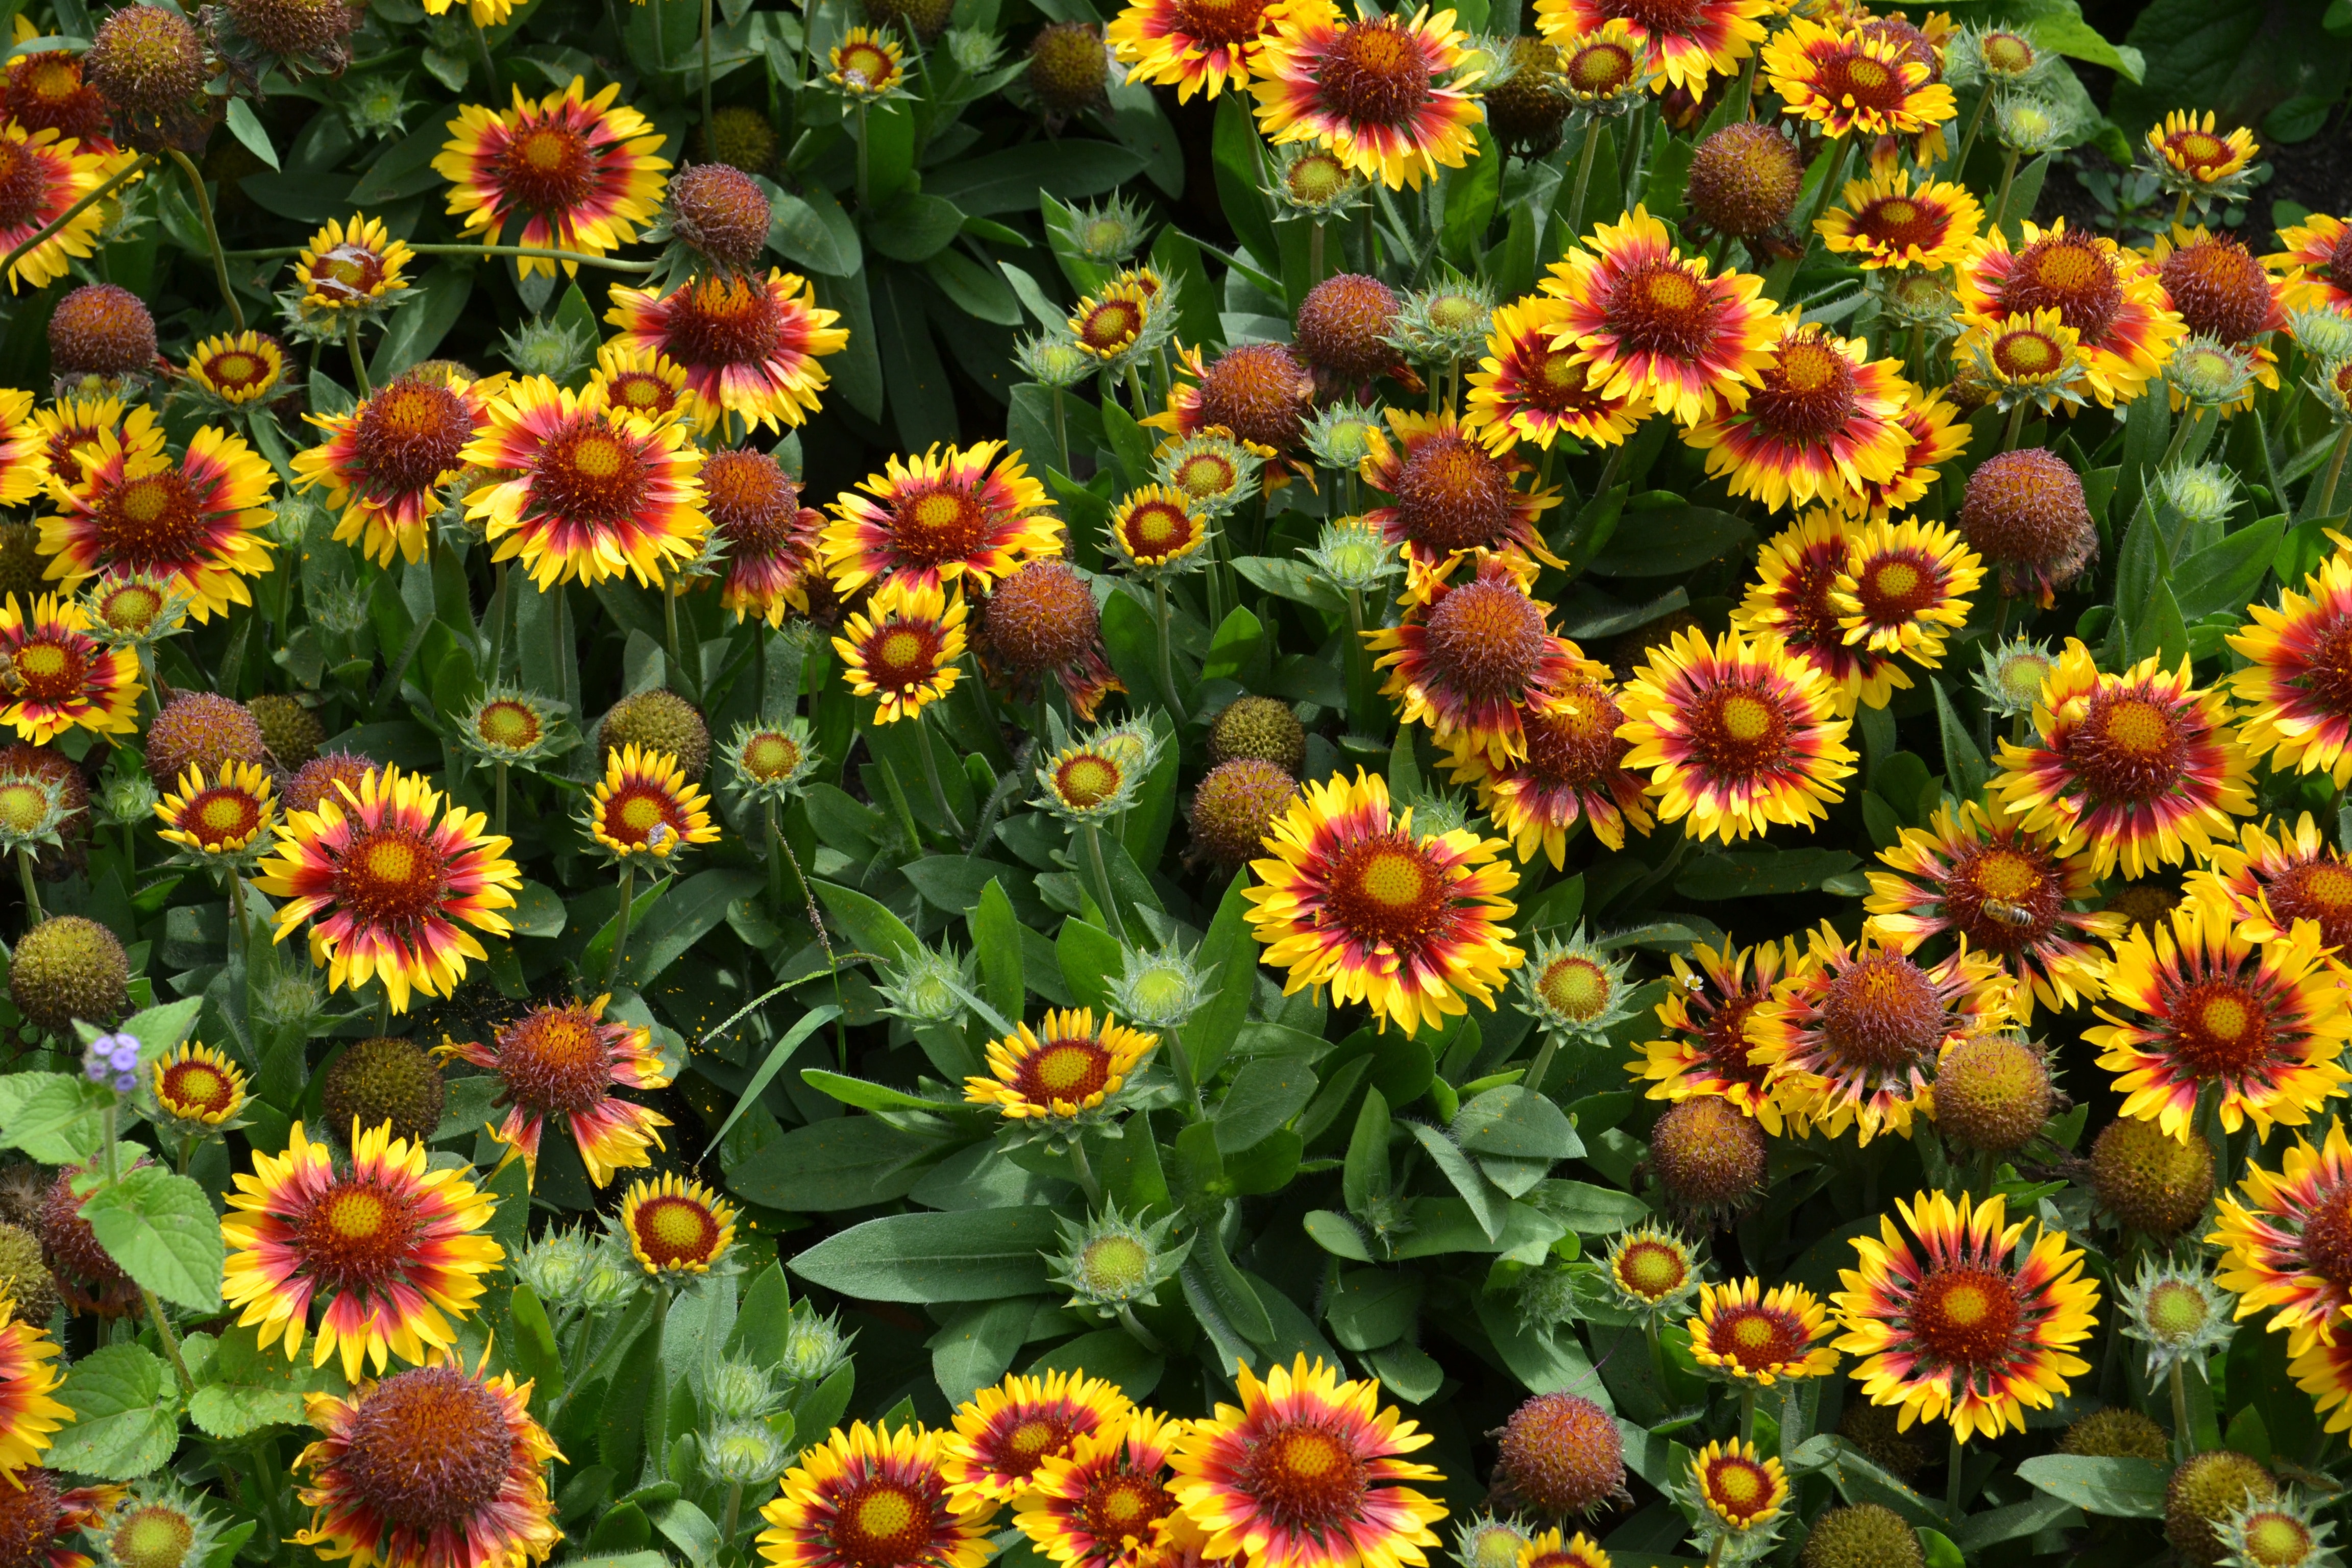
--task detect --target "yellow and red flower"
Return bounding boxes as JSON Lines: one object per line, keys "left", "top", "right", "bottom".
{"left": 222, "top": 1120, "right": 502, "bottom": 1382}
{"left": 1540, "top": 208, "right": 1779, "bottom": 427}
{"left": 2146, "top": 109, "right": 2256, "bottom": 190}
{"left": 1829, "top": 517, "right": 1981, "bottom": 666}
{"left": 459, "top": 377, "right": 709, "bottom": 591}
{"left": 1441, "top": 673, "right": 1652, "bottom": 864}
{"left": 184, "top": 330, "right": 287, "bottom": 406}
{"left": 1244, "top": 769, "right": 1521, "bottom": 1036}
{"left": 2291, "top": 1334, "right": 2352, "bottom": 1448}
{"left": 1106, "top": 486, "right": 1211, "bottom": 572}
{"left": 151, "top": 1041, "right": 248, "bottom": 1126}
{"left": 2191, "top": 813, "right": 2352, "bottom": 957}
{"left": 2087, "top": 887, "right": 2350, "bottom": 1141}
{"left": 699, "top": 446, "right": 824, "bottom": 626}
{"left": 1531, "top": 0, "right": 1766, "bottom": 93}
{"left": 293, "top": 215, "right": 414, "bottom": 315}
{"left": 1618, "top": 625, "right": 1854, "bottom": 841}
{"left": 587, "top": 341, "right": 689, "bottom": 425}
{"left": 1763, "top": 19, "right": 1954, "bottom": 140}
{"left": 0, "top": 1473, "right": 120, "bottom": 1568}
{"left": 1833, "top": 1189, "right": 2098, "bottom": 1442}
{"left": 41, "top": 407, "right": 277, "bottom": 621}
{"left": 835, "top": 580, "right": 969, "bottom": 724}
{"left": 1816, "top": 165, "right": 1980, "bottom": 270}
{"left": 1991, "top": 640, "right": 2253, "bottom": 878}
{"left": 0, "top": 126, "right": 130, "bottom": 293}
{"left": 292, "top": 1357, "right": 560, "bottom": 1568}
{"left": 1955, "top": 219, "right": 2185, "bottom": 407}
{"left": 1359, "top": 409, "right": 1558, "bottom": 580}
{"left": 1015, "top": 1409, "right": 1196, "bottom": 1568}
{"left": 2214, "top": 1120, "right": 2352, "bottom": 1356}
{"left": 1864, "top": 801, "right": 2119, "bottom": 1021}
{"left": 1632, "top": 938, "right": 1799, "bottom": 1134}
{"left": 27, "top": 393, "right": 116, "bottom": 493}
{"left": 1368, "top": 553, "right": 1586, "bottom": 766}
{"left": 1835, "top": 380, "right": 1970, "bottom": 522}
{"left": 828, "top": 28, "right": 908, "bottom": 97}
{"left": 1, "top": 22, "right": 113, "bottom": 151}
{"left": 2270, "top": 211, "right": 2352, "bottom": 315}
{"left": 0, "top": 1298, "right": 68, "bottom": 1477}
{"left": 155, "top": 761, "right": 279, "bottom": 860}
{"left": 822, "top": 440, "right": 1060, "bottom": 599}
{"left": 762, "top": 1423, "right": 993, "bottom": 1568}
{"left": 1728, "top": 512, "right": 1903, "bottom": 716}
{"left": 1749, "top": 923, "right": 2012, "bottom": 1145}
{"left": 0, "top": 593, "right": 136, "bottom": 742}
{"left": 1109, "top": 0, "right": 1288, "bottom": 101}
{"left": 253, "top": 763, "right": 522, "bottom": 1014}
{"left": 1515, "top": 1532, "right": 1608, "bottom": 1568}
{"left": 1248, "top": 1, "right": 1481, "bottom": 191}
{"left": 296, "top": 369, "right": 503, "bottom": 568}
{"left": 1685, "top": 1440, "right": 1787, "bottom": 1533}
{"left": 1684, "top": 322, "right": 1910, "bottom": 513}
{"left": 435, "top": 77, "right": 670, "bottom": 277}
{"left": 438, "top": 994, "right": 674, "bottom": 1187}
{"left": 1168, "top": 1356, "right": 1446, "bottom": 1568}
{"left": 618, "top": 1174, "right": 736, "bottom": 1276}
{"left": 944, "top": 1371, "right": 1135, "bottom": 1513}
{"left": 1688, "top": 1279, "right": 1837, "bottom": 1386}
{"left": 586, "top": 743, "right": 720, "bottom": 864}
{"left": 964, "top": 1010, "right": 1158, "bottom": 1120}
{"left": 2228, "top": 548, "right": 2352, "bottom": 786}
{"left": 1465, "top": 296, "right": 1649, "bottom": 452}
{"left": 604, "top": 270, "right": 846, "bottom": 435}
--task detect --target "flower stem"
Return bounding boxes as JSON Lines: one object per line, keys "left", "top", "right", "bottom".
{"left": 472, "top": 18, "right": 498, "bottom": 91}
{"left": 1343, "top": 588, "right": 1379, "bottom": 736}
{"left": 1999, "top": 400, "right": 2027, "bottom": 453}
{"left": 1117, "top": 1304, "right": 1165, "bottom": 1353}
{"left": 1067, "top": 1135, "right": 1101, "bottom": 1202}
{"left": 1947, "top": 87, "right": 1992, "bottom": 180}
{"left": 1739, "top": 1385, "right": 1756, "bottom": 1446}
{"left": 1309, "top": 220, "right": 1325, "bottom": 286}
{"left": 1051, "top": 385, "right": 1070, "bottom": 474}
{"left": 143, "top": 1287, "right": 195, "bottom": 1395}
{"left": 166, "top": 149, "right": 245, "bottom": 332}
{"left": 1083, "top": 822, "right": 1125, "bottom": 943}
{"left": 2161, "top": 405, "right": 2204, "bottom": 470}
{"left": 0, "top": 153, "right": 151, "bottom": 283}
{"left": 1563, "top": 115, "right": 1603, "bottom": 243}
{"left": 765, "top": 800, "right": 788, "bottom": 911}
{"left": 912, "top": 711, "right": 962, "bottom": 834}
{"left": 223, "top": 241, "right": 659, "bottom": 273}
{"left": 345, "top": 316, "right": 372, "bottom": 397}
{"left": 607, "top": 862, "right": 638, "bottom": 988}
{"left": 721, "top": 1482, "right": 744, "bottom": 1546}
{"left": 2170, "top": 1358, "right": 2194, "bottom": 1458}
{"left": 14, "top": 848, "right": 38, "bottom": 923}
{"left": 2315, "top": 425, "right": 2352, "bottom": 520}
{"left": 495, "top": 762, "right": 509, "bottom": 840}
{"left": 1524, "top": 1035, "right": 1560, "bottom": 1097}
{"left": 1945, "top": 1428, "right": 1966, "bottom": 1521}
{"left": 1989, "top": 145, "right": 2023, "bottom": 232}
{"left": 1150, "top": 577, "right": 1185, "bottom": 721}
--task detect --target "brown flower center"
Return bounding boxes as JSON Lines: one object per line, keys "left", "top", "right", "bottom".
{"left": 495, "top": 1006, "right": 617, "bottom": 1115}
{"left": 181, "top": 783, "right": 265, "bottom": 849}
{"left": 1240, "top": 1419, "right": 1367, "bottom": 1530}
{"left": 294, "top": 1174, "right": 423, "bottom": 1290}
{"left": 1518, "top": 680, "right": 1626, "bottom": 787}
{"left": 1852, "top": 193, "right": 1947, "bottom": 253}
{"left": 1389, "top": 433, "right": 1514, "bottom": 553}
{"left": 1818, "top": 952, "right": 1943, "bottom": 1070}
{"left": 1605, "top": 259, "right": 1728, "bottom": 364}
{"left": 1910, "top": 1264, "right": 2019, "bottom": 1368}
{"left": 859, "top": 617, "right": 945, "bottom": 696}
{"left": 1053, "top": 751, "right": 1124, "bottom": 807}
{"left": 1170, "top": 0, "right": 1270, "bottom": 43}
{"left": 2266, "top": 856, "right": 2352, "bottom": 952}
{"left": 0, "top": 1471, "right": 65, "bottom": 1568}
{"left": 1991, "top": 324, "right": 2064, "bottom": 379}
{"left": 1615, "top": 1236, "right": 1686, "bottom": 1298}
{"left": 1564, "top": 37, "right": 1635, "bottom": 91}
{"left": 309, "top": 243, "right": 388, "bottom": 302}
{"left": 1014, "top": 1037, "right": 1113, "bottom": 1104}
{"left": 1593, "top": 0, "right": 1707, "bottom": 35}
{"left": 7, "top": 636, "right": 84, "bottom": 702}
{"left": 833, "top": 1480, "right": 938, "bottom": 1568}
{"left": 498, "top": 122, "right": 595, "bottom": 213}
{"left": 2160, "top": 236, "right": 2273, "bottom": 345}
{"left": 1326, "top": 831, "right": 1448, "bottom": 949}
{"left": 1687, "top": 683, "right": 1793, "bottom": 777}
{"left": 1080, "top": 1471, "right": 1176, "bottom": 1542}
{"left": 2065, "top": 690, "right": 2185, "bottom": 802}
{"left": 97, "top": 472, "right": 206, "bottom": 563}
{"left": 532, "top": 419, "right": 651, "bottom": 522}
{"left": 662, "top": 275, "right": 786, "bottom": 368}
{"left": 339, "top": 1367, "right": 514, "bottom": 1529}
{"left": 1076, "top": 297, "right": 1144, "bottom": 354}
{"left": 2165, "top": 975, "right": 2272, "bottom": 1076}
{"left": 1116, "top": 498, "right": 1196, "bottom": 559}
{"left": 631, "top": 1192, "right": 723, "bottom": 1267}
{"left": 1715, "top": 1303, "right": 1803, "bottom": 1370}
{"left": 1812, "top": 47, "right": 1901, "bottom": 110}
{"left": 159, "top": 1059, "right": 234, "bottom": 1116}
{"left": 1423, "top": 577, "right": 1549, "bottom": 700}
{"left": 1747, "top": 333, "right": 1857, "bottom": 444}
{"left": 354, "top": 378, "right": 471, "bottom": 494}
{"left": 0, "top": 139, "right": 48, "bottom": 231}
{"left": 1944, "top": 841, "right": 2057, "bottom": 954}
{"left": 2297, "top": 1181, "right": 2352, "bottom": 1286}
{"left": 2164, "top": 129, "right": 2232, "bottom": 177}
{"left": 1196, "top": 344, "right": 1309, "bottom": 451}
{"left": 1315, "top": 17, "right": 1432, "bottom": 127}
{"left": 2003, "top": 234, "right": 2122, "bottom": 344}
{"left": 330, "top": 827, "right": 450, "bottom": 932}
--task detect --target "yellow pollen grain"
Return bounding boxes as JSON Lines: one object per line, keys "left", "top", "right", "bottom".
{"left": 853, "top": 1491, "right": 917, "bottom": 1540}
{"left": 910, "top": 490, "right": 965, "bottom": 530}
{"left": 364, "top": 839, "right": 418, "bottom": 884}
{"left": 1974, "top": 851, "right": 2039, "bottom": 901}
{"left": 620, "top": 796, "right": 666, "bottom": 834}
{"left": 1939, "top": 1281, "right": 1991, "bottom": 1326}
{"left": 1874, "top": 200, "right": 1918, "bottom": 226}
{"left": 1730, "top": 1314, "right": 1775, "bottom": 1349}
{"left": 2307, "top": 865, "right": 2352, "bottom": 906}
{"left": 198, "top": 796, "right": 252, "bottom": 834}
{"left": 1714, "top": 1464, "right": 1764, "bottom": 1505}
{"left": 1871, "top": 560, "right": 1922, "bottom": 599}
{"left": 646, "top": 1200, "right": 709, "bottom": 1248}
{"left": 326, "top": 1189, "right": 388, "bottom": 1239}
{"left": 877, "top": 629, "right": 927, "bottom": 671}
{"left": 214, "top": 354, "right": 258, "bottom": 383}
{"left": 1844, "top": 56, "right": 1890, "bottom": 89}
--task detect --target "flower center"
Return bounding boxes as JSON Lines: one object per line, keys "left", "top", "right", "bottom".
{"left": 1316, "top": 17, "right": 1432, "bottom": 128}
{"left": 342, "top": 1368, "right": 518, "bottom": 1529}
{"left": 1706, "top": 1455, "right": 1774, "bottom": 1520}
{"left": 664, "top": 275, "right": 787, "bottom": 369}
{"left": 838, "top": 40, "right": 895, "bottom": 83}
{"left": 9, "top": 637, "right": 81, "bottom": 701}
{"left": 2241, "top": 1513, "right": 2315, "bottom": 1568}
{"left": 742, "top": 731, "right": 802, "bottom": 780}
{"left": 1536, "top": 954, "right": 1612, "bottom": 1022}
{"left": 1326, "top": 831, "right": 1448, "bottom": 949}
{"left": 2166, "top": 975, "right": 2273, "bottom": 1077}
{"left": 1690, "top": 684, "right": 1790, "bottom": 774}
{"left": 1516, "top": 680, "right": 1624, "bottom": 788}
{"left": 834, "top": 1479, "right": 934, "bottom": 1568}
{"left": 1565, "top": 38, "right": 1635, "bottom": 92}
{"left": 1118, "top": 499, "right": 1195, "bottom": 558}
{"left": 1390, "top": 433, "right": 1514, "bottom": 554}
{"left": 330, "top": 827, "right": 449, "bottom": 932}
{"left": 1197, "top": 345, "right": 1310, "bottom": 451}
{"left": 309, "top": 243, "right": 388, "bottom": 302}
{"left": 1819, "top": 952, "right": 1943, "bottom": 1070}
{"left": 1594, "top": 0, "right": 1708, "bottom": 36}
{"left": 110, "top": 1507, "right": 194, "bottom": 1568}
{"left": 1818, "top": 48, "right": 1899, "bottom": 107}
{"left": 1854, "top": 193, "right": 1945, "bottom": 253}
{"left": 160, "top": 1060, "right": 233, "bottom": 1116}
{"left": 1078, "top": 298, "right": 1143, "bottom": 354}
{"left": 499, "top": 121, "right": 595, "bottom": 212}
{"left": 1054, "top": 753, "right": 1123, "bottom": 807}
{"left": 186, "top": 785, "right": 265, "bottom": 848}
{"left": 211, "top": 351, "right": 259, "bottom": 386}
{"left": 1605, "top": 258, "right": 1727, "bottom": 366}
{"left": 497, "top": 1006, "right": 616, "bottom": 1115}
{"left": 1616, "top": 1237, "right": 1686, "bottom": 1299}
{"left": 1172, "top": 0, "right": 1269, "bottom": 42}
{"left": 2143, "top": 1279, "right": 2211, "bottom": 1341}
{"left": 1242, "top": 1419, "right": 1367, "bottom": 1529}
{"left": 1910, "top": 1264, "right": 2020, "bottom": 1367}
{"left": 861, "top": 620, "right": 941, "bottom": 695}
{"left": 99, "top": 472, "right": 204, "bottom": 561}
{"left": 2267, "top": 858, "right": 2352, "bottom": 952}
{"left": 0, "top": 781, "right": 46, "bottom": 835}
{"left": 633, "top": 1193, "right": 723, "bottom": 1267}
{"left": 2066, "top": 690, "right": 2185, "bottom": 801}
{"left": 1081, "top": 1471, "right": 1175, "bottom": 1541}
{"left": 476, "top": 700, "right": 543, "bottom": 751}
{"left": 2169, "top": 130, "right": 2230, "bottom": 173}
{"left": 531, "top": 415, "right": 651, "bottom": 523}
{"left": 2004, "top": 235, "right": 2123, "bottom": 343}
{"left": 1992, "top": 326, "right": 2063, "bottom": 379}
{"left": 1719, "top": 1304, "right": 1801, "bottom": 1369}
{"left": 1173, "top": 451, "right": 1238, "bottom": 499}
{"left": 1981, "top": 31, "right": 2033, "bottom": 71}
{"left": 1748, "top": 334, "right": 1858, "bottom": 443}
{"left": 2301, "top": 1182, "right": 2352, "bottom": 1285}
{"left": 1015, "top": 1038, "right": 1113, "bottom": 1104}
{"left": 295, "top": 1174, "right": 423, "bottom": 1290}
{"left": 1423, "top": 577, "right": 1549, "bottom": 700}
{"left": 355, "top": 378, "right": 472, "bottom": 494}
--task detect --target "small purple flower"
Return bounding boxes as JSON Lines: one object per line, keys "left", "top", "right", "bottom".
{"left": 111, "top": 1071, "right": 137, "bottom": 1094}
{"left": 82, "top": 1056, "right": 110, "bottom": 1084}
{"left": 107, "top": 1042, "right": 139, "bottom": 1072}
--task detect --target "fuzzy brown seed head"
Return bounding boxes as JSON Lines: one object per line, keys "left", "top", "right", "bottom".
{"left": 1686, "top": 121, "right": 1805, "bottom": 240}
{"left": 337, "top": 1365, "right": 516, "bottom": 1527}
{"left": 2060, "top": 1407, "right": 2169, "bottom": 1462}
{"left": 1484, "top": 36, "right": 1569, "bottom": 158}
{"left": 39, "top": 1158, "right": 138, "bottom": 1295}
{"left": 322, "top": 1037, "right": 448, "bottom": 1146}
{"left": 862, "top": 0, "right": 952, "bottom": 41}
{"left": 2159, "top": 233, "right": 2275, "bottom": 346}
{"left": 1206, "top": 695, "right": 1307, "bottom": 774}
{"left": 0, "top": 526, "right": 45, "bottom": 605}
{"left": 983, "top": 559, "right": 1100, "bottom": 676}
{"left": 1799, "top": 1505, "right": 1922, "bottom": 1568}
{"left": 2166, "top": 1451, "right": 2277, "bottom": 1568}
{"left": 46, "top": 283, "right": 156, "bottom": 378}
{"left": 1295, "top": 274, "right": 1402, "bottom": 383}
{"left": 1028, "top": 21, "right": 1108, "bottom": 110}
{"left": 144, "top": 691, "right": 266, "bottom": 790}
{"left": 2090, "top": 1116, "right": 2213, "bottom": 1237}
{"left": 669, "top": 164, "right": 772, "bottom": 270}
{"left": 286, "top": 748, "right": 375, "bottom": 816}
{"left": 1835, "top": 1403, "right": 1924, "bottom": 1481}
{"left": 84, "top": 5, "right": 204, "bottom": 118}
{"left": 1493, "top": 1393, "right": 1623, "bottom": 1518}
{"left": 699, "top": 105, "right": 781, "bottom": 175}
{"left": 9, "top": 915, "right": 126, "bottom": 1039}
{"left": 1957, "top": 448, "right": 2096, "bottom": 600}
{"left": 0, "top": 1223, "right": 57, "bottom": 1326}
{"left": 1932, "top": 1035, "right": 2051, "bottom": 1154}
{"left": 0, "top": 1469, "right": 69, "bottom": 1568}
{"left": 1648, "top": 1096, "right": 1766, "bottom": 1217}
{"left": 1196, "top": 342, "right": 1313, "bottom": 453}
{"left": 1189, "top": 758, "right": 1298, "bottom": 866}
{"left": 597, "top": 689, "right": 711, "bottom": 781}
{"left": 1857, "top": 16, "right": 1939, "bottom": 82}
{"left": 248, "top": 693, "right": 325, "bottom": 769}
{"left": 224, "top": 0, "right": 359, "bottom": 60}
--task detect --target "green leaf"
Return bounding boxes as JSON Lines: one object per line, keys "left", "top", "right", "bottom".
{"left": 2014, "top": 1454, "right": 2167, "bottom": 1518}
{"left": 1185, "top": 872, "right": 1258, "bottom": 1085}
{"left": 868, "top": 194, "right": 968, "bottom": 263}
{"left": 725, "top": 1115, "right": 952, "bottom": 1210}
{"left": 0, "top": 1073, "right": 105, "bottom": 1163}
{"left": 1453, "top": 1087, "right": 1580, "bottom": 1161}
{"left": 1209, "top": 96, "right": 1278, "bottom": 266}
{"left": 1931, "top": 678, "right": 1987, "bottom": 804}
{"left": 1584, "top": 505, "right": 1750, "bottom": 576}
{"left": 1538, "top": 1179, "right": 1650, "bottom": 1233}
{"left": 928, "top": 1296, "right": 1039, "bottom": 1405}
{"left": 1343, "top": 1086, "right": 1392, "bottom": 1218}
{"left": 1326, "top": 1269, "right": 1423, "bottom": 1351}
{"left": 1303, "top": 1209, "right": 1374, "bottom": 1261}
{"left": 1409, "top": 1123, "right": 1506, "bottom": 1241}
{"left": 508, "top": 881, "right": 567, "bottom": 939}
{"left": 1675, "top": 848, "right": 1860, "bottom": 900}
{"left": 763, "top": 180, "right": 861, "bottom": 275}
{"left": 1215, "top": 1059, "right": 1318, "bottom": 1154}
{"left": 622, "top": 868, "right": 764, "bottom": 987}
{"left": 224, "top": 97, "right": 280, "bottom": 169}
{"left": 508, "top": 1284, "right": 565, "bottom": 1409}
{"left": 1056, "top": 917, "right": 1122, "bottom": 1015}
{"left": 924, "top": 142, "right": 1149, "bottom": 216}
{"left": 81, "top": 1165, "right": 225, "bottom": 1311}
{"left": 51, "top": 1344, "right": 179, "bottom": 1479}
{"left": 1439, "top": 126, "right": 1502, "bottom": 259}
{"left": 1028, "top": 1328, "right": 1164, "bottom": 1400}
{"left": 1100, "top": 398, "right": 1158, "bottom": 491}
{"left": 971, "top": 877, "right": 1027, "bottom": 1026}
{"left": 186, "top": 1322, "right": 332, "bottom": 1438}
{"left": 2174, "top": 514, "right": 2284, "bottom": 620}
{"left": 1183, "top": 1223, "right": 1275, "bottom": 1351}
{"left": 787, "top": 1207, "right": 1061, "bottom": 1302}
{"left": 813, "top": 880, "right": 921, "bottom": 965}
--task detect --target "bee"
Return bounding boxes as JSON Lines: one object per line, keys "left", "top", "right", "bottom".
{"left": 1979, "top": 898, "right": 2038, "bottom": 928}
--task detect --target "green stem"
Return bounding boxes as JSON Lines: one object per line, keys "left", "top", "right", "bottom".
{"left": 2161, "top": 404, "right": 2204, "bottom": 471}
{"left": 606, "top": 863, "right": 638, "bottom": 989}
{"left": 1739, "top": 1385, "right": 1756, "bottom": 1446}
{"left": 495, "top": 762, "right": 509, "bottom": 840}
{"left": 486, "top": 561, "right": 511, "bottom": 679}
{"left": 1083, "top": 822, "right": 1125, "bottom": 943}
{"left": 1946, "top": 1429, "right": 1966, "bottom": 1521}
{"left": 143, "top": 1287, "right": 195, "bottom": 1395}
{"left": 2315, "top": 425, "right": 2352, "bottom": 520}
{"left": 1989, "top": 145, "right": 2023, "bottom": 232}
{"left": 2000, "top": 400, "right": 2027, "bottom": 453}
{"left": 1125, "top": 360, "right": 1152, "bottom": 422}
{"left": 1343, "top": 589, "right": 1379, "bottom": 736}
{"left": 1564, "top": 114, "right": 1603, "bottom": 242}
{"left": 1116, "top": 1304, "right": 1165, "bottom": 1354}
{"left": 1067, "top": 1136, "right": 1102, "bottom": 1202}
{"left": 1947, "top": 87, "right": 1992, "bottom": 180}
{"left": 2173, "top": 187, "right": 2192, "bottom": 226}
{"left": 0, "top": 153, "right": 151, "bottom": 283}
{"left": 1150, "top": 577, "right": 1185, "bottom": 721}
{"left": 472, "top": 18, "right": 498, "bottom": 91}
{"left": 700, "top": 0, "right": 715, "bottom": 139}
{"left": 2171, "top": 1358, "right": 2193, "bottom": 1458}
{"left": 1730, "top": 51, "right": 1757, "bottom": 119}
{"left": 663, "top": 575, "right": 687, "bottom": 693}
{"left": 15, "top": 848, "right": 38, "bottom": 923}
{"left": 912, "top": 710, "right": 962, "bottom": 834}
{"left": 1525, "top": 1035, "right": 1560, "bottom": 1097}
{"left": 222, "top": 241, "right": 659, "bottom": 272}
{"left": 766, "top": 800, "right": 789, "bottom": 911}
{"left": 721, "top": 1483, "right": 744, "bottom": 1546}
{"left": 1309, "top": 220, "right": 1324, "bottom": 286}
{"left": 1051, "top": 385, "right": 1071, "bottom": 474}
{"left": 166, "top": 149, "right": 244, "bottom": 331}
{"left": 345, "top": 316, "right": 372, "bottom": 397}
